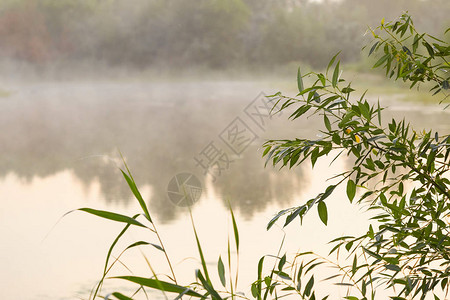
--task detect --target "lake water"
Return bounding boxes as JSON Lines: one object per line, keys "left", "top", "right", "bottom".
{"left": 0, "top": 79, "right": 448, "bottom": 299}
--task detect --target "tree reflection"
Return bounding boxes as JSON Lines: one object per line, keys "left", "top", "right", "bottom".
{"left": 0, "top": 82, "right": 303, "bottom": 222}
{"left": 1, "top": 81, "right": 447, "bottom": 223}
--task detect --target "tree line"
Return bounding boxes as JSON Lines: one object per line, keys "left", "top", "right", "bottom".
{"left": 0, "top": 0, "right": 448, "bottom": 70}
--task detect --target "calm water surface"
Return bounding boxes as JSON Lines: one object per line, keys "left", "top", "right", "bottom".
{"left": 0, "top": 79, "right": 448, "bottom": 299}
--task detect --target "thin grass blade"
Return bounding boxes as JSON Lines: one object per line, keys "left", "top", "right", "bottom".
{"left": 112, "top": 276, "right": 203, "bottom": 298}
{"left": 196, "top": 270, "right": 224, "bottom": 300}
{"left": 76, "top": 208, "right": 147, "bottom": 228}
{"left": 108, "top": 292, "right": 134, "bottom": 300}
{"left": 190, "top": 211, "right": 212, "bottom": 285}
{"left": 120, "top": 169, "right": 152, "bottom": 223}
{"left": 230, "top": 207, "right": 239, "bottom": 252}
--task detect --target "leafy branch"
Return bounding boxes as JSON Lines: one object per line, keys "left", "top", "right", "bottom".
{"left": 262, "top": 15, "right": 449, "bottom": 299}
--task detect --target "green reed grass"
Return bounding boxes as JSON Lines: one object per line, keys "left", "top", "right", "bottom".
{"left": 69, "top": 156, "right": 249, "bottom": 300}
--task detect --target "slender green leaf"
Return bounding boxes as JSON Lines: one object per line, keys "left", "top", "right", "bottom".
{"left": 191, "top": 216, "right": 212, "bottom": 285}
{"left": 324, "top": 114, "right": 331, "bottom": 131}
{"left": 274, "top": 270, "right": 291, "bottom": 280}
{"left": 120, "top": 169, "right": 152, "bottom": 223}
{"left": 317, "top": 201, "right": 328, "bottom": 225}
{"left": 304, "top": 275, "right": 314, "bottom": 296}
{"left": 77, "top": 208, "right": 147, "bottom": 228}
{"left": 196, "top": 270, "right": 223, "bottom": 300}
{"left": 369, "top": 41, "right": 379, "bottom": 56}
{"left": 327, "top": 52, "right": 341, "bottom": 74}
{"left": 346, "top": 180, "right": 356, "bottom": 203}
{"left": 150, "top": 243, "right": 165, "bottom": 252}
{"left": 267, "top": 209, "right": 289, "bottom": 230}
{"left": 297, "top": 67, "right": 304, "bottom": 93}
{"left": 113, "top": 276, "right": 203, "bottom": 298}
{"left": 218, "top": 256, "right": 226, "bottom": 287}
{"left": 278, "top": 254, "right": 287, "bottom": 271}
{"left": 352, "top": 254, "right": 357, "bottom": 275}
{"left": 110, "top": 292, "right": 134, "bottom": 300}
{"left": 230, "top": 206, "right": 239, "bottom": 252}
{"left": 320, "top": 185, "right": 337, "bottom": 201}
{"left": 332, "top": 61, "right": 340, "bottom": 87}
{"left": 373, "top": 54, "right": 389, "bottom": 68}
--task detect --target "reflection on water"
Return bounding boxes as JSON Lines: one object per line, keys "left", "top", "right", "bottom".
{"left": 0, "top": 81, "right": 320, "bottom": 222}
{"left": 1, "top": 80, "right": 449, "bottom": 299}
{"left": 1, "top": 80, "right": 448, "bottom": 219}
